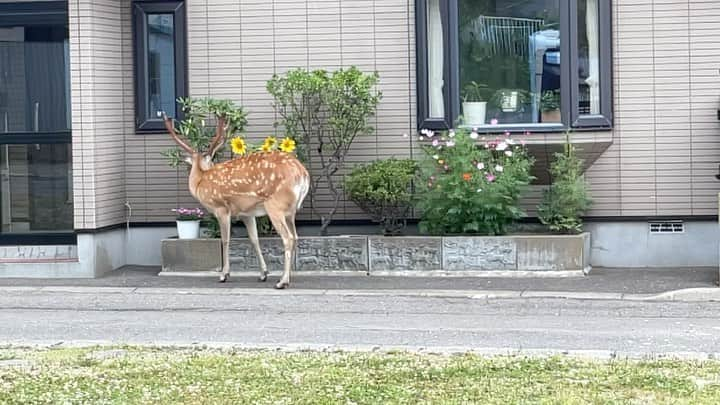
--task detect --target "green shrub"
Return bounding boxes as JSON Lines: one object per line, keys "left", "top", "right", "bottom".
{"left": 416, "top": 127, "right": 535, "bottom": 235}
{"left": 345, "top": 159, "right": 418, "bottom": 235}
{"left": 538, "top": 132, "right": 592, "bottom": 234}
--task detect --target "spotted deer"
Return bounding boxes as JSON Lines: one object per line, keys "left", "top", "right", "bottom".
{"left": 163, "top": 113, "right": 310, "bottom": 289}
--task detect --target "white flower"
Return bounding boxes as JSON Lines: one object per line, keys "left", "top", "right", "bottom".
{"left": 476, "top": 162, "right": 485, "bottom": 170}
{"left": 446, "top": 140, "right": 455, "bottom": 147}
{"left": 507, "top": 138, "right": 516, "bottom": 145}
{"left": 476, "top": 188, "right": 482, "bottom": 193}
{"left": 496, "top": 142, "right": 508, "bottom": 151}
{"left": 505, "top": 150, "right": 513, "bottom": 157}
{"left": 470, "top": 131, "right": 479, "bottom": 140}
{"left": 432, "top": 154, "right": 439, "bottom": 160}
{"left": 448, "top": 129, "right": 456, "bottom": 138}
{"left": 495, "top": 165, "right": 504, "bottom": 172}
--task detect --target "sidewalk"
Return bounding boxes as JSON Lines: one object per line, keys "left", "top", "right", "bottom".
{"left": 0, "top": 265, "right": 717, "bottom": 300}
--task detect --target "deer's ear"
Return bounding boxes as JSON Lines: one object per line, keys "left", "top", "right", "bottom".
{"left": 184, "top": 156, "right": 193, "bottom": 166}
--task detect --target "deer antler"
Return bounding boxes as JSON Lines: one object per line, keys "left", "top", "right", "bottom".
{"left": 161, "top": 112, "right": 194, "bottom": 154}
{"left": 207, "top": 115, "right": 227, "bottom": 158}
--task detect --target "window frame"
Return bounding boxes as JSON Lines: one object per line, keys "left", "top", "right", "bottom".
{"left": 415, "top": 0, "right": 613, "bottom": 133}
{"left": 132, "top": 0, "right": 186, "bottom": 133}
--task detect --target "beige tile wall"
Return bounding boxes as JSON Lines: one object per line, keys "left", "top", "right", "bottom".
{"left": 70, "top": 0, "right": 720, "bottom": 229}
{"left": 69, "top": 0, "right": 130, "bottom": 229}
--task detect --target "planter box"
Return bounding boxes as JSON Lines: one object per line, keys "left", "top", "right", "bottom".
{"left": 160, "top": 233, "right": 591, "bottom": 275}
{"left": 369, "top": 236, "right": 442, "bottom": 272}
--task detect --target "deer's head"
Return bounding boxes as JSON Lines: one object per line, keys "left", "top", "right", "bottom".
{"left": 162, "top": 112, "right": 226, "bottom": 171}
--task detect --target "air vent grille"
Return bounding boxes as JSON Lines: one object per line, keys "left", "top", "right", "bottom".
{"left": 649, "top": 221, "right": 684, "bottom": 234}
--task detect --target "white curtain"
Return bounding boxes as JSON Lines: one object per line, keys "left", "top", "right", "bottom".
{"left": 427, "top": 0, "right": 445, "bottom": 118}
{"left": 585, "top": 0, "right": 600, "bottom": 114}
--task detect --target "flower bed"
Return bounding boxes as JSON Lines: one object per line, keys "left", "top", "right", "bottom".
{"left": 160, "top": 233, "right": 590, "bottom": 275}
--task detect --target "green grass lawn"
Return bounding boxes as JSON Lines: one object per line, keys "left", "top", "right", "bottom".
{"left": 1, "top": 347, "right": 720, "bottom": 404}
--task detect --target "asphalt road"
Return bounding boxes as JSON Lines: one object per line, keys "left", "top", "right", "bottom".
{"left": 2, "top": 288, "right": 720, "bottom": 356}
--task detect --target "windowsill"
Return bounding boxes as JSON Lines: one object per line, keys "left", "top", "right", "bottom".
{"left": 455, "top": 123, "right": 612, "bottom": 135}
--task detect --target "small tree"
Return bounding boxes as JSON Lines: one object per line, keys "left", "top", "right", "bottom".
{"left": 267, "top": 67, "right": 382, "bottom": 235}
{"left": 538, "top": 131, "right": 592, "bottom": 234}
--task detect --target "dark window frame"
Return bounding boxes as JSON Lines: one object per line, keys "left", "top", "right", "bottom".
{"left": 132, "top": 0, "right": 186, "bottom": 133}
{"left": 415, "top": 0, "right": 613, "bottom": 133}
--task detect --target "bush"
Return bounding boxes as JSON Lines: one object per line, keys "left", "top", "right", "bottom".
{"left": 345, "top": 159, "right": 418, "bottom": 235}
{"left": 267, "top": 67, "right": 382, "bottom": 235}
{"left": 538, "top": 132, "right": 592, "bottom": 234}
{"left": 415, "top": 127, "right": 534, "bottom": 235}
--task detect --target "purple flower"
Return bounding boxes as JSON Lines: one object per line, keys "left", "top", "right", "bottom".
{"left": 485, "top": 173, "right": 496, "bottom": 182}
{"left": 490, "top": 118, "right": 499, "bottom": 125}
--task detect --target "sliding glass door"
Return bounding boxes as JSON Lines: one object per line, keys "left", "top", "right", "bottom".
{"left": 0, "top": 1, "right": 73, "bottom": 243}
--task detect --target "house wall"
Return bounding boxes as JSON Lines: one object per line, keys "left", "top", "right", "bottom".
{"left": 69, "top": 0, "right": 720, "bottom": 230}
{"left": 69, "top": 0, "right": 130, "bottom": 230}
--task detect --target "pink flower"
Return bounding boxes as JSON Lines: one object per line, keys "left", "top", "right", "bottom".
{"left": 432, "top": 139, "right": 440, "bottom": 147}
{"left": 504, "top": 130, "right": 510, "bottom": 137}
{"left": 490, "top": 118, "right": 499, "bottom": 125}
{"left": 485, "top": 173, "right": 496, "bottom": 182}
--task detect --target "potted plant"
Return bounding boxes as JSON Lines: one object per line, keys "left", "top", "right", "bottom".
{"left": 540, "top": 90, "right": 561, "bottom": 123}
{"left": 461, "top": 81, "right": 488, "bottom": 126}
{"left": 172, "top": 207, "right": 205, "bottom": 239}
{"left": 490, "top": 88, "right": 530, "bottom": 113}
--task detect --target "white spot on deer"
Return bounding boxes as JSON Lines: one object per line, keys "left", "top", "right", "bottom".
{"left": 270, "top": 173, "right": 276, "bottom": 181}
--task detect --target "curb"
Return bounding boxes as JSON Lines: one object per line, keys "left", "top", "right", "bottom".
{"left": 1, "top": 285, "right": 719, "bottom": 302}
{"left": 2, "top": 340, "right": 719, "bottom": 361}
{"left": 158, "top": 270, "right": 586, "bottom": 278}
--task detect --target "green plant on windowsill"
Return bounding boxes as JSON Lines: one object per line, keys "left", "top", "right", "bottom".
{"left": 489, "top": 88, "right": 531, "bottom": 113}
{"left": 540, "top": 90, "right": 561, "bottom": 112}
{"left": 462, "top": 81, "right": 489, "bottom": 103}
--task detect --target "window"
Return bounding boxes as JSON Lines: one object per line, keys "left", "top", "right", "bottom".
{"left": 133, "top": 1, "right": 186, "bottom": 132}
{"left": 0, "top": 1, "right": 74, "bottom": 239}
{"left": 416, "top": 0, "right": 612, "bottom": 131}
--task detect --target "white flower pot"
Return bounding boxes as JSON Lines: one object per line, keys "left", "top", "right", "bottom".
{"left": 177, "top": 220, "right": 201, "bottom": 239}
{"left": 462, "top": 101, "right": 487, "bottom": 126}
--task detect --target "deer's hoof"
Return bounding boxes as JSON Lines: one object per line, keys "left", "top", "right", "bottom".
{"left": 258, "top": 275, "right": 268, "bottom": 282}
{"left": 219, "top": 274, "right": 229, "bottom": 283}
{"left": 274, "top": 282, "right": 288, "bottom": 290}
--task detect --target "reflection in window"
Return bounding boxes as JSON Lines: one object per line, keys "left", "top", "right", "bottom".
{"left": 458, "top": 0, "right": 561, "bottom": 126}
{"left": 147, "top": 14, "right": 175, "bottom": 120}
{"left": 0, "top": 25, "right": 70, "bottom": 133}
{"left": 427, "top": 0, "right": 445, "bottom": 118}
{"left": 0, "top": 143, "right": 73, "bottom": 233}
{"left": 578, "top": 0, "right": 600, "bottom": 115}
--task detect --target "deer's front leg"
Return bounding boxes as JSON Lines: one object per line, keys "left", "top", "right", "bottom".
{"left": 217, "top": 211, "right": 232, "bottom": 283}
{"left": 242, "top": 216, "right": 268, "bottom": 282}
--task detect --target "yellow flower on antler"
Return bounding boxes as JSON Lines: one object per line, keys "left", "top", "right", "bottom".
{"left": 279, "top": 137, "right": 296, "bottom": 153}
{"left": 261, "top": 136, "right": 277, "bottom": 152}
{"left": 230, "top": 137, "right": 247, "bottom": 155}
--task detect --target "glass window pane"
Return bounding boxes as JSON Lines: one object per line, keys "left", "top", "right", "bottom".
{"left": 458, "top": 0, "right": 561, "bottom": 126}
{"left": 0, "top": 25, "right": 71, "bottom": 133}
{"left": 147, "top": 14, "right": 175, "bottom": 118}
{"left": 427, "top": 0, "right": 445, "bottom": 118}
{"left": 0, "top": 143, "right": 72, "bottom": 233}
{"left": 578, "top": 0, "right": 600, "bottom": 115}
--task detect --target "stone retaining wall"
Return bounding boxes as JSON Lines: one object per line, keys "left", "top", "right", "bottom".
{"left": 161, "top": 233, "right": 591, "bottom": 274}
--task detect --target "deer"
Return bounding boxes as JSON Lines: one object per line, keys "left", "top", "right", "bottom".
{"left": 162, "top": 113, "right": 310, "bottom": 289}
